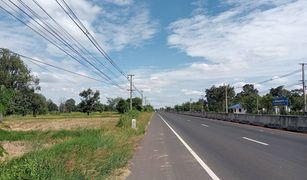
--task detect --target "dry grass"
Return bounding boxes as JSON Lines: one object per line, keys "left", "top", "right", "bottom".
{"left": 1, "top": 117, "right": 118, "bottom": 131}
{"left": 0, "top": 141, "right": 30, "bottom": 162}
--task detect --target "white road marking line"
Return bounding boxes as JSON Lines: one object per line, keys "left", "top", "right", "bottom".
{"left": 158, "top": 114, "right": 220, "bottom": 180}
{"left": 187, "top": 120, "right": 190, "bottom": 122}
{"left": 242, "top": 137, "right": 269, "bottom": 146}
{"left": 201, "top": 124, "right": 209, "bottom": 127}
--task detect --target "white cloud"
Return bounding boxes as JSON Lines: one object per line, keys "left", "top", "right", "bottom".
{"left": 168, "top": 0, "right": 307, "bottom": 73}
{"left": 96, "top": 5, "right": 158, "bottom": 51}
{"left": 0, "top": 0, "right": 157, "bottom": 53}
{"left": 129, "top": 0, "right": 307, "bottom": 108}
{"left": 104, "top": 0, "right": 133, "bottom": 6}
{"left": 181, "top": 89, "right": 203, "bottom": 96}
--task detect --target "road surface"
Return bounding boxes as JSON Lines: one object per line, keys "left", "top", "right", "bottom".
{"left": 127, "top": 112, "right": 307, "bottom": 180}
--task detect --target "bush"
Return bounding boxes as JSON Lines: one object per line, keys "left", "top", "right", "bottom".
{"left": 116, "top": 110, "right": 139, "bottom": 128}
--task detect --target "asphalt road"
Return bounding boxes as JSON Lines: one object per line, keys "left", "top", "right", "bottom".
{"left": 128, "top": 112, "right": 307, "bottom": 180}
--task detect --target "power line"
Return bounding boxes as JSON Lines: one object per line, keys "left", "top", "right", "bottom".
{"left": 0, "top": 0, "right": 125, "bottom": 90}
{"left": 30, "top": 0, "right": 122, "bottom": 82}
{"left": 1, "top": 0, "right": 144, "bottom": 97}
{"left": 1, "top": 48, "right": 109, "bottom": 84}
{"left": 56, "top": 0, "right": 128, "bottom": 80}
{"left": 234, "top": 69, "right": 301, "bottom": 89}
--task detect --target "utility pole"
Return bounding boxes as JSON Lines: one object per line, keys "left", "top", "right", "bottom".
{"left": 225, "top": 84, "right": 228, "bottom": 113}
{"left": 141, "top": 90, "right": 144, "bottom": 107}
{"left": 190, "top": 98, "right": 192, "bottom": 112}
{"left": 201, "top": 94, "right": 204, "bottom": 113}
{"left": 256, "top": 96, "right": 259, "bottom": 114}
{"left": 128, "top": 74, "right": 134, "bottom": 110}
{"left": 301, "top": 63, "right": 307, "bottom": 114}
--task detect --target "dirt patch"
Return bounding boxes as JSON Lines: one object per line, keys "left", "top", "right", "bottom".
{"left": 0, "top": 141, "right": 31, "bottom": 162}
{"left": 2, "top": 117, "right": 118, "bottom": 131}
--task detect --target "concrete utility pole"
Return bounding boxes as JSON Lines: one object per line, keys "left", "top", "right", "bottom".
{"left": 201, "top": 94, "right": 204, "bottom": 113}
{"left": 256, "top": 96, "right": 259, "bottom": 114}
{"left": 128, "top": 74, "right": 134, "bottom": 110}
{"left": 190, "top": 98, "right": 192, "bottom": 112}
{"left": 225, "top": 84, "right": 228, "bottom": 113}
{"left": 141, "top": 90, "right": 144, "bottom": 107}
{"left": 301, "top": 64, "right": 307, "bottom": 114}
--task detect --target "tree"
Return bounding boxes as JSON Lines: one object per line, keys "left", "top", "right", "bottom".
{"left": 289, "top": 89, "right": 303, "bottom": 112}
{"left": 133, "top": 97, "right": 143, "bottom": 111}
{"left": 205, "top": 85, "right": 235, "bottom": 112}
{"left": 0, "top": 86, "right": 12, "bottom": 112}
{"left": 30, "top": 93, "right": 47, "bottom": 117}
{"left": 65, "top": 98, "right": 76, "bottom": 113}
{"left": 144, "top": 104, "right": 154, "bottom": 112}
{"left": 94, "top": 102, "right": 106, "bottom": 113}
{"left": 0, "top": 49, "right": 40, "bottom": 91}
{"left": 116, "top": 98, "right": 128, "bottom": 113}
{"left": 234, "top": 84, "right": 259, "bottom": 113}
{"left": 0, "top": 85, "right": 13, "bottom": 119}
{"left": 259, "top": 94, "right": 273, "bottom": 114}
{"left": 47, "top": 99, "right": 58, "bottom": 112}
{"left": 106, "top": 97, "right": 122, "bottom": 111}
{"left": 126, "top": 97, "right": 143, "bottom": 111}
{"left": 0, "top": 49, "right": 40, "bottom": 116}
{"left": 79, "top": 89, "right": 100, "bottom": 115}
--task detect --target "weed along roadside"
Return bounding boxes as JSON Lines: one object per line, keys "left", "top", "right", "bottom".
{"left": 0, "top": 111, "right": 153, "bottom": 179}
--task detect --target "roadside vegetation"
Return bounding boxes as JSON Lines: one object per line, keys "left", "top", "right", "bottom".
{"left": 0, "top": 47, "right": 154, "bottom": 178}
{"left": 170, "top": 84, "right": 304, "bottom": 115}
{"left": 0, "top": 111, "right": 152, "bottom": 179}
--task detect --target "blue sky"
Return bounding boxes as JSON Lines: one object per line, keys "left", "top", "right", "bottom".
{"left": 0, "top": 0, "right": 306, "bottom": 108}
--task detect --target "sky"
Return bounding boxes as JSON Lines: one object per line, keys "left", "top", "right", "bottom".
{"left": 0, "top": 0, "right": 307, "bottom": 108}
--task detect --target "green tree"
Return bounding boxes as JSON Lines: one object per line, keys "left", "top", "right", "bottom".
{"left": 144, "top": 104, "right": 154, "bottom": 112}
{"left": 205, "top": 85, "right": 235, "bottom": 112}
{"left": 289, "top": 89, "right": 303, "bottom": 113}
{"left": 259, "top": 93, "right": 273, "bottom": 114}
{"left": 47, "top": 99, "right": 58, "bottom": 112}
{"left": 0, "top": 85, "right": 13, "bottom": 119}
{"left": 0, "top": 49, "right": 37, "bottom": 90}
{"left": 126, "top": 97, "right": 143, "bottom": 111}
{"left": 0, "top": 49, "right": 40, "bottom": 116}
{"left": 94, "top": 102, "right": 106, "bottom": 113}
{"left": 234, "top": 84, "right": 259, "bottom": 113}
{"left": 30, "top": 93, "right": 47, "bottom": 117}
{"left": 106, "top": 97, "right": 122, "bottom": 111}
{"left": 116, "top": 98, "right": 128, "bottom": 113}
{"left": 65, "top": 98, "right": 76, "bottom": 113}
{"left": 79, "top": 89, "right": 100, "bottom": 115}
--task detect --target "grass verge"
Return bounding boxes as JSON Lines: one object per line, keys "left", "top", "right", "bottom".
{"left": 0, "top": 111, "right": 152, "bottom": 179}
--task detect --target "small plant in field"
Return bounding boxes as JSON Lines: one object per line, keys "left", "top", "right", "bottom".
{"left": 0, "top": 145, "right": 7, "bottom": 157}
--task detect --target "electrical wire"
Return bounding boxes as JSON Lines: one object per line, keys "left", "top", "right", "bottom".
{"left": 1, "top": 48, "right": 109, "bottom": 84}
{"left": 56, "top": 0, "right": 128, "bottom": 79}
{"left": 0, "top": 0, "right": 125, "bottom": 90}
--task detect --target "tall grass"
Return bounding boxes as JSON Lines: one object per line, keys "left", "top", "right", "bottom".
{"left": 0, "top": 111, "right": 152, "bottom": 179}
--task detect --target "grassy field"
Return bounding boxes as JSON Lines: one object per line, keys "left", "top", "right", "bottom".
{"left": 0, "top": 111, "right": 152, "bottom": 179}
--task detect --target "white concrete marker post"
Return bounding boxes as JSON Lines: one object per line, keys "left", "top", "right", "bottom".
{"left": 132, "top": 118, "right": 137, "bottom": 129}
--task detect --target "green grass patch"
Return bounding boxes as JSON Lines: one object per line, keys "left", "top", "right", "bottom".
{"left": 0, "top": 112, "right": 153, "bottom": 179}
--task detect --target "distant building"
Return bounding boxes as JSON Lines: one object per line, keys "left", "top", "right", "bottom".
{"left": 229, "top": 103, "right": 246, "bottom": 114}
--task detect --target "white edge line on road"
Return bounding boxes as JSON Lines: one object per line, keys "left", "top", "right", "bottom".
{"left": 158, "top": 114, "right": 220, "bottom": 180}
{"left": 201, "top": 124, "right": 209, "bottom": 127}
{"left": 242, "top": 137, "right": 269, "bottom": 146}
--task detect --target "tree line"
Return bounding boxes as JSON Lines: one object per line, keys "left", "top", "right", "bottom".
{"left": 0, "top": 49, "right": 153, "bottom": 118}
{"left": 171, "top": 84, "right": 304, "bottom": 115}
